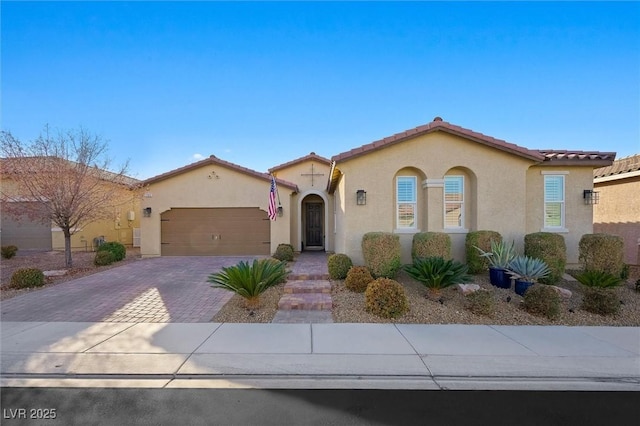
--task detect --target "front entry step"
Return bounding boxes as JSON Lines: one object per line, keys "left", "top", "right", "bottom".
{"left": 278, "top": 293, "right": 333, "bottom": 310}
{"left": 284, "top": 280, "right": 331, "bottom": 294}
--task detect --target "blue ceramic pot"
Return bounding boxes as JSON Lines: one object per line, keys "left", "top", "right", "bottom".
{"left": 489, "top": 267, "right": 511, "bottom": 289}
{"left": 514, "top": 280, "right": 534, "bottom": 296}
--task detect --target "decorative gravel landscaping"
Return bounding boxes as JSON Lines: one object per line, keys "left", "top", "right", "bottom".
{"left": 213, "top": 270, "right": 640, "bottom": 326}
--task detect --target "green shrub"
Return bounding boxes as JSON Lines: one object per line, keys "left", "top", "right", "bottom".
{"left": 412, "top": 232, "right": 451, "bottom": 260}
{"left": 10, "top": 268, "right": 45, "bottom": 289}
{"left": 364, "top": 278, "right": 408, "bottom": 319}
{"left": 208, "top": 259, "right": 289, "bottom": 309}
{"left": 465, "top": 231, "right": 502, "bottom": 274}
{"left": 523, "top": 284, "right": 561, "bottom": 320}
{"left": 582, "top": 287, "right": 620, "bottom": 316}
{"left": 575, "top": 270, "right": 622, "bottom": 289}
{"left": 465, "top": 290, "right": 494, "bottom": 317}
{"left": 362, "top": 232, "right": 401, "bottom": 278}
{"left": 327, "top": 253, "right": 353, "bottom": 280}
{"left": 344, "top": 266, "right": 374, "bottom": 293}
{"left": 579, "top": 234, "right": 624, "bottom": 276}
{"left": 273, "top": 244, "right": 294, "bottom": 261}
{"left": 94, "top": 250, "right": 116, "bottom": 266}
{"left": 1, "top": 245, "right": 18, "bottom": 259}
{"left": 97, "top": 241, "right": 126, "bottom": 262}
{"left": 524, "top": 232, "right": 566, "bottom": 285}
{"left": 620, "top": 264, "right": 629, "bottom": 281}
{"left": 404, "top": 256, "right": 472, "bottom": 297}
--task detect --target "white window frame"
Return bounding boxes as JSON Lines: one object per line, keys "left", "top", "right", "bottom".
{"left": 543, "top": 174, "right": 567, "bottom": 232}
{"left": 396, "top": 176, "right": 417, "bottom": 230}
{"left": 444, "top": 175, "right": 465, "bottom": 230}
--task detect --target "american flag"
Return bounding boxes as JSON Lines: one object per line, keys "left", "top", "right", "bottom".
{"left": 268, "top": 175, "right": 277, "bottom": 221}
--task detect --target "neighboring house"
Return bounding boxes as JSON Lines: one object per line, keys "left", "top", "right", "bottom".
{"left": 140, "top": 117, "right": 615, "bottom": 266}
{"left": 0, "top": 158, "right": 141, "bottom": 251}
{"left": 593, "top": 154, "right": 640, "bottom": 265}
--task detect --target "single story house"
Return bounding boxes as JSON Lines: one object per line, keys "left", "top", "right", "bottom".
{"left": 140, "top": 117, "right": 615, "bottom": 265}
{"left": 593, "top": 154, "right": 640, "bottom": 265}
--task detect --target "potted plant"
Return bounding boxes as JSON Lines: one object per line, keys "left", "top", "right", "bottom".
{"left": 506, "top": 255, "right": 551, "bottom": 296}
{"left": 475, "top": 240, "right": 515, "bottom": 289}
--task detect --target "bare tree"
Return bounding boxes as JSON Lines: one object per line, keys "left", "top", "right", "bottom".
{"left": 1, "top": 125, "right": 139, "bottom": 267}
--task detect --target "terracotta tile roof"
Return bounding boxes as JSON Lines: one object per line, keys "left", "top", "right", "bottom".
{"left": 143, "top": 155, "right": 299, "bottom": 191}
{"left": 330, "top": 117, "right": 616, "bottom": 167}
{"left": 537, "top": 150, "right": 617, "bottom": 167}
{"left": 269, "top": 152, "right": 331, "bottom": 173}
{"left": 331, "top": 117, "right": 546, "bottom": 163}
{"left": 593, "top": 154, "right": 640, "bottom": 178}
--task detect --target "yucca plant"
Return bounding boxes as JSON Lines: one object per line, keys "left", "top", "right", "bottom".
{"left": 474, "top": 240, "right": 516, "bottom": 269}
{"left": 574, "top": 270, "right": 622, "bottom": 289}
{"left": 404, "top": 256, "right": 472, "bottom": 297}
{"left": 506, "top": 255, "right": 551, "bottom": 283}
{"left": 208, "top": 259, "right": 289, "bottom": 309}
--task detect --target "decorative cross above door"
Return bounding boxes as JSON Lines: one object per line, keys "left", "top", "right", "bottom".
{"left": 301, "top": 163, "right": 325, "bottom": 187}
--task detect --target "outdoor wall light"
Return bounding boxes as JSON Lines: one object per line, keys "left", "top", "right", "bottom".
{"left": 143, "top": 207, "right": 152, "bottom": 217}
{"left": 356, "top": 190, "right": 367, "bottom": 205}
{"left": 277, "top": 206, "right": 283, "bottom": 217}
{"left": 583, "top": 190, "right": 600, "bottom": 205}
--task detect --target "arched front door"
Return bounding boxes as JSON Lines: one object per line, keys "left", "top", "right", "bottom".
{"left": 302, "top": 194, "right": 324, "bottom": 250}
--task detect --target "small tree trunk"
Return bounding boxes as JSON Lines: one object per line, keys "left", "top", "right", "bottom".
{"left": 63, "top": 228, "right": 73, "bottom": 268}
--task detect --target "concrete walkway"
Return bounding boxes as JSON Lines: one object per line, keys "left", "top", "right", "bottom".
{"left": 1, "top": 322, "right": 638, "bottom": 390}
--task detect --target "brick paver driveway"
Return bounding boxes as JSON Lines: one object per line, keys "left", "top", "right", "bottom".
{"left": 0, "top": 257, "right": 260, "bottom": 323}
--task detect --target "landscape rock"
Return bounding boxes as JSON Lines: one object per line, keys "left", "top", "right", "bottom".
{"left": 550, "top": 285, "right": 572, "bottom": 299}
{"left": 457, "top": 283, "right": 480, "bottom": 295}
{"left": 43, "top": 270, "right": 68, "bottom": 277}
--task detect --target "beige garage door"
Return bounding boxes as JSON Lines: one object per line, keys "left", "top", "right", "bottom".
{"left": 0, "top": 202, "right": 52, "bottom": 250}
{"left": 160, "top": 208, "right": 270, "bottom": 256}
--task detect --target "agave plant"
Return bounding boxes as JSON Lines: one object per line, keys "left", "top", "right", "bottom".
{"left": 474, "top": 240, "right": 516, "bottom": 269}
{"left": 574, "top": 270, "right": 622, "bottom": 289}
{"left": 208, "top": 258, "right": 289, "bottom": 309}
{"left": 404, "top": 256, "right": 472, "bottom": 297}
{"left": 506, "top": 255, "right": 551, "bottom": 283}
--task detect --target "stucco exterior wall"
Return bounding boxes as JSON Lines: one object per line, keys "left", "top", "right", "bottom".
{"left": 525, "top": 166, "right": 595, "bottom": 265}
{"left": 594, "top": 176, "right": 640, "bottom": 265}
{"left": 334, "top": 132, "right": 535, "bottom": 265}
{"left": 140, "top": 164, "right": 292, "bottom": 257}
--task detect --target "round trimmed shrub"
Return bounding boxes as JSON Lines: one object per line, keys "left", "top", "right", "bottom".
{"left": 523, "top": 284, "right": 561, "bottom": 320}
{"left": 94, "top": 250, "right": 116, "bottom": 266}
{"left": 328, "top": 253, "right": 353, "bottom": 280}
{"left": 579, "top": 234, "right": 624, "bottom": 277}
{"left": 412, "top": 232, "right": 451, "bottom": 260}
{"left": 364, "top": 278, "right": 408, "bottom": 319}
{"left": 344, "top": 266, "right": 374, "bottom": 293}
{"left": 582, "top": 287, "right": 620, "bottom": 316}
{"left": 97, "top": 241, "right": 126, "bottom": 262}
{"left": 524, "top": 232, "right": 566, "bottom": 285}
{"left": 273, "top": 243, "right": 294, "bottom": 261}
{"left": 464, "top": 289, "right": 494, "bottom": 317}
{"left": 10, "top": 268, "right": 45, "bottom": 289}
{"left": 362, "top": 232, "right": 401, "bottom": 278}
{"left": 465, "top": 231, "right": 502, "bottom": 274}
{"left": 1, "top": 245, "right": 18, "bottom": 259}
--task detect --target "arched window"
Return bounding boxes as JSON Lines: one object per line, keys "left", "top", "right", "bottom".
{"left": 444, "top": 175, "right": 464, "bottom": 229}
{"left": 396, "top": 176, "right": 417, "bottom": 229}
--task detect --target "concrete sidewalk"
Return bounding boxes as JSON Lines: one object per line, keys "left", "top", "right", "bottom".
{"left": 1, "top": 322, "right": 638, "bottom": 390}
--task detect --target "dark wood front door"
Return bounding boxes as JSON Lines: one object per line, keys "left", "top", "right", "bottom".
{"left": 305, "top": 203, "right": 323, "bottom": 247}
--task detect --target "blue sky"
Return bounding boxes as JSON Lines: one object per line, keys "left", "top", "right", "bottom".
{"left": 2, "top": 1, "right": 639, "bottom": 180}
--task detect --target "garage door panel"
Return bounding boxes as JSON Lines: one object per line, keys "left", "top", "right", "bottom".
{"left": 160, "top": 208, "right": 270, "bottom": 256}
{"left": 0, "top": 202, "right": 52, "bottom": 250}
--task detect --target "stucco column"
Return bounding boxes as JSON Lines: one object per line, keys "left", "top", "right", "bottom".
{"left": 423, "top": 178, "right": 444, "bottom": 232}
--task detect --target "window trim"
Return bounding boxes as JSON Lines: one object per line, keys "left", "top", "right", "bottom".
{"left": 396, "top": 176, "right": 417, "bottom": 230}
{"left": 444, "top": 175, "right": 465, "bottom": 230}
{"left": 543, "top": 174, "right": 567, "bottom": 232}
